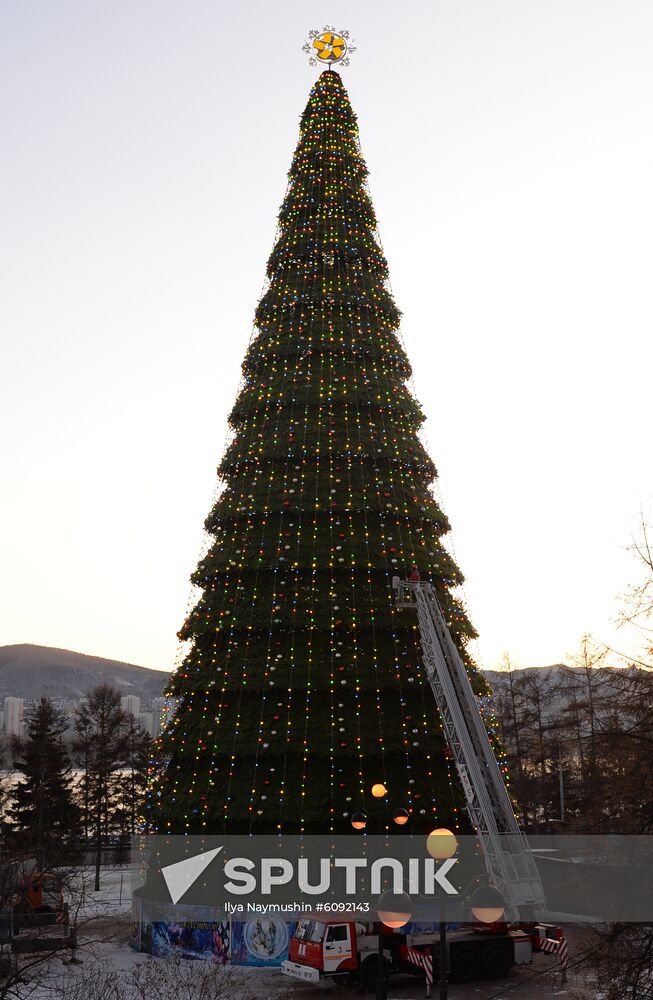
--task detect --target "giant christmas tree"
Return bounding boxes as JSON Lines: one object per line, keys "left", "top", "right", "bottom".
{"left": 151, "top": 69, "right": 487, "bottom": 836}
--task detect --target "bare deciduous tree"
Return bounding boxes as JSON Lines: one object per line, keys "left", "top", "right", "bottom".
{"left": 590, "top": 923, "right": 653, "bottom": 1000}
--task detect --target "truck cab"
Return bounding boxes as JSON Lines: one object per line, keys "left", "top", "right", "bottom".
{"left": 282, "top": 917, "right": 377, "bottom": 983}
{"left": 15, "top": 872, "right": 64, "bottom": 915}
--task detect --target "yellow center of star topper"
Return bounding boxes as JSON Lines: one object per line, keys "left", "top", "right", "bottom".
{"left": 314, "top": 31, "right": 345, "bottom": 62}
{"left": 302, "top": 27, "right": 356, "bottom": 68}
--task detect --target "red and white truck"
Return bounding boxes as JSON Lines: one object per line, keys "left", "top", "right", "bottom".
{"left": 281, "top": 916, "right": 561, "bottom": 989}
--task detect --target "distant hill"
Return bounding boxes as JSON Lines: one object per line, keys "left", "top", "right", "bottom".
{"left": 483, "top": 661, "right": 647, "bottom": 720}
{"left": 0, "top": 645, "right": 169, "bottom": 704}
{"left": 1, "top": 649, "right": 638, "bottom": 714}
{"left": 484, "top": 664, "right": 566, "bottom": 690}
{"left": 484, "top": 664, "right": 567, "bottom": 717}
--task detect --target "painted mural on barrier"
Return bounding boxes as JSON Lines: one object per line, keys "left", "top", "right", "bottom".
{"left": 130, "top": 894, "right": 142, "bottom": 952}
{"left": 149, "top": 917, "right": 230, "bottom": 962}
{"left": 231, "top": 917, "right": 295, "bottom": 967}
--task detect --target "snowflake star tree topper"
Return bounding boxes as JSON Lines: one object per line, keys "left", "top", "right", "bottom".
{"left": 302, "top": 26, "right": 356, "bottom": 68}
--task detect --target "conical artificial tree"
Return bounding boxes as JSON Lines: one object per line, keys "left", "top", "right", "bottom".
{"left": 150, "top": 69, "right": 488, "bottom": 836}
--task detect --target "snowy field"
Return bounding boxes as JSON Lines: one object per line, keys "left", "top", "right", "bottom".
{"left": 1, "top": 868, "right": 605, "bottom": 999}
{"left": 5, "top": 930, "right": 604, "bottom": 1000}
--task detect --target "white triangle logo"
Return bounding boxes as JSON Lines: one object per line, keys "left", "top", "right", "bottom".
{"left": 161, "top": 847, "right": 223, "bottom": 904}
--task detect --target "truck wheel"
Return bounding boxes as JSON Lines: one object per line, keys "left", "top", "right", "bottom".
{"left": 482, "top": 945, "right": 511, "bottom": 979}
{"left": 449, "top": 947, "right": 481, "bottom": 983}
{"left": 360, "top": 955, "right": 390, "bottom": 992}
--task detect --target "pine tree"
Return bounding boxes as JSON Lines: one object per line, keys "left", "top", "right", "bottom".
{"left": 113, "top": 714, "right": 151, "bottom": 837}
{"left": 7, "top": 698, "right": 79, "bottom": 868}
{"left": 151, "top": 70, "right": 485, "bottom": 836}
{"left": 73, "top": 685, "right": 129, "bottom": 891}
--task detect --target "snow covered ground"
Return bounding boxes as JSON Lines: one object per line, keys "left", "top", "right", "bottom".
{"left": 71, "top": 865, "right": 133, "bottom": 920}
{"left": 6, "top": 919, "right": 601, "bottom": 1000}
{"left": 2, "top": 869, "right": 602, "bottom": 999}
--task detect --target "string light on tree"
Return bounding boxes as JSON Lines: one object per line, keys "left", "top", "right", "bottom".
{"left": 149, "top": 44, "right": 490, "bottom": 837}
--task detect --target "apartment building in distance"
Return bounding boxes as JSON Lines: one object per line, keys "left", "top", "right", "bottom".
{"left": 3, "top": 697, "right": 25, "bottom": 736}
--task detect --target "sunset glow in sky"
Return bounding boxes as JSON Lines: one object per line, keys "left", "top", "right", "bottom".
{"left": 2, "top": 1, "right": 653, "bottom": 673}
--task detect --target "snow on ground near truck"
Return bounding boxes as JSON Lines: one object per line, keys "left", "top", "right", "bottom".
{"left": 42, "top": 870, "right": 599, "bottom": 999}
{"left": 25, "top": 919, "right": 598, "bottom": 999}
{"left": 68, "top": 865, "right": 133, "bottom": 919}
{"left": 38, "top": 933, "right": 601, "bottom": 1000}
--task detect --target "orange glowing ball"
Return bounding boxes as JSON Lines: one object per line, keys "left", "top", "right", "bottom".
{"left": 472, "top": 905, "right": 505, "bottom": 923}
{"left": 371, "top": 783, "right": 387, "bottom": 799}
{"left": 379, "top": 911, "right": 412, "bottom": 928}
{"left": 377, "top": 891, "right": 412, "bottom": 929}
{"left": 426, "top": 828, "right": 458, "bottom": 860}
{"left": 470, "top": 885, "right": 505, "bottom": 924}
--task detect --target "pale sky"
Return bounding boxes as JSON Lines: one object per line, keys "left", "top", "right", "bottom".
{"left": 2, "top": 1, "right": 652, "bottom": 674}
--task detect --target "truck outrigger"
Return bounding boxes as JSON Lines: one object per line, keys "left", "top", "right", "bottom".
{"left": 281, "top": 914, "right": 561, "bottom": 990}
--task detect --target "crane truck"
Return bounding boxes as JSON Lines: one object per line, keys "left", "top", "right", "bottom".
{"left": 281, "top": 578, "right": 558, "bottom": 989}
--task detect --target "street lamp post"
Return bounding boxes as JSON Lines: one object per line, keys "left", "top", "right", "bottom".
{"left": 377, "top": 891, "right": 412, "bottom": 1000}
{"left": 438, "top": 894, "right": 447, "bottom": 1000}
{"left": 376, "top": 925, "right": 388, "bottom": 1000}
{"left": 423, "top": 831, "right": 507, "bottom": 1000}
{"left": 426, "top": 828, "right": 459, "bottom": 1000}
{"left": 350, "top": 783, "right": 410, "bottom": 1000}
